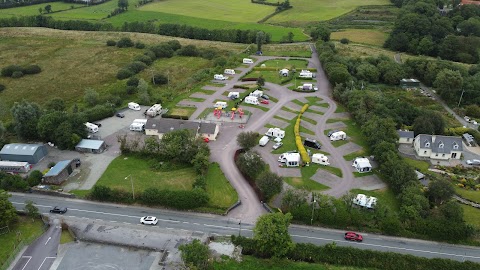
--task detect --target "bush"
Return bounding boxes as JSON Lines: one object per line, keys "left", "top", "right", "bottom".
{"left": 144, "top": 49, "right": 156, "bottom": 60}
{"left": 140, "top": 188, "right": 209, "bottom": 209}
{"left": 23, "top": 65, "right": 41, "bottom": 74}
{"left": 48, "top": 162, "right": 56, "bottom": 168}
{"left": 27, "top": 170, "right": 43, "bottom": 186}
{"left": 153, "top": 73, "right": 168, "bottom": 85}
{"left": 166, "top": 40, "right": 182, "bottom": 51}
{"left": 134, "top": 54, "right": 153, "bottom": 65}
{"left": 162, "top": 114, "right": 189, "bottom": 120}
{"left": 150, "top": 44, "right": 174, "bottom": 58}
{"left": 126, "top": 77, "right": 140, "bottom": 87}
{"left": 176, "top": 45, "right": 199, "bottom": 57}
{"left": 126, "top": 86, "right": 137, "bottom": 95}
{"left": 125, "top": 61, "right": 147, "bottom": 74}
{"left": 193, "top": 175, "right": 207, "bottom": 190}
{"left": 117, "top": 68, "right": 134, "bottom": 80}
{"left": 80, "top": 104, "right": 115, "bottom": 122}
{"left": 90, "top": 185, "right": 112, "bottom": 201}
{"left": 0, "top": 84, "right": 5, "bottom": 92}
{"left": 340, "top": 38, "right": 350, "bottom": 44}
{"left": 116, "top": 37, "right": 134, "bottom": 48}
{"left": 11, "top": 71, "right": 24, "bottom": 78}
{"left": 135, "top": 42, "right": 146, "bottom": 49}
{"left": 106, "top": 40, "right": 116, "bottom": 46}
{"left": 1, "top": 65, "right": 23, "bottom": 77}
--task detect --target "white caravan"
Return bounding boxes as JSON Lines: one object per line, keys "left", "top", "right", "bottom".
{"left": 330, "top": 131, "right": 347, "bottom": 141}
{"left": 85, "top": 122, "right": 99, "bottom": 133}
{"left": 146, "top": 104, "right": 162, "bottom": 117}
{"left": 311, "top": 153, "right": 330, "bottom": 166}
{"left": 228, "top": 92, "right": 240, "bottom": 99}
{"left": 214, "top": 74, "right": 228, "bottom": 80}
{"left": 133, "top": 119, "right": 147, "bottom": 125}
{"left": 243, "top": 58, "right": 254, "bottom": 64}
{"left": 224, "top": 69, "right": 236, "bottom": 75}
{"left": 128, "top": 102, "right": 141, "bottom": 111}
{"left": 250, "top": 90, "right": 263, "bottom": 98}
{"left": 279, "top": 68, "right": 289, "bottom": 77}
{"left": 265, "top": 128, "right": 285, "bottom": 139}
{"left": 244, "top": 96, "right": 259, "bottom": 105}
{"left": 129, "top": 122, "right": 145, "bottom": 132}
{"left": 278, "top": 153, "right": 301, "bottom": 167}
{"left": 213, "top": 101, "right": 228, "bottom": 109}
{"left": 299, "top": 70, "right": 313, "bottom": 79}
{"left": 259, "top": 136, "right": 269, "bottom": 147}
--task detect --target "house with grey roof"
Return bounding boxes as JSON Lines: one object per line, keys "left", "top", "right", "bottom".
{"left": 145, "top": 118, "right": 219, "bottom": 141}
{"left": 414, "top": 134, "right": 463, "bottom": 160}
{"left": 0, "top": 143, "right": 48, "bottom": 164}
{"left": 397, "top": 130, "right": 414, "bottom": 144}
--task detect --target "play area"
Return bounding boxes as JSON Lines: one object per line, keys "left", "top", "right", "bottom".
{"left": 206, "top": 107, "right": 249, "bottom": 124}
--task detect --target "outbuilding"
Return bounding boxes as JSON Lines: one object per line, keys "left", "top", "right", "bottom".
{"left": 43, "top": 160, "right": 76, "bottom": 184}
{"left": 0, "top": 143, "right": 48, "bottom": 164}
{"left": 397, "top": 130, "right": 414, "bottom": 144}
{"left": 75, "top": 139, "right": 106, "bottom": 154}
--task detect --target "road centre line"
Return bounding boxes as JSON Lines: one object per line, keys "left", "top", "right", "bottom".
{"left": 291, "top": 234, "right": 480, "bottom": 259}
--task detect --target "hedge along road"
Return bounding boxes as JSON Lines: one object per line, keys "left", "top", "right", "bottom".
{"left": 208, "top": 48, "right": 355, "bottom": 223}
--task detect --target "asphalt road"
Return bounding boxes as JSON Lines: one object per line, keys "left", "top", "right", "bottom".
{"left": 11, "top": 218, "right": 61, "bottom": 270}
{"left": 9, "top": 193, "right": 480, "bottom": 263}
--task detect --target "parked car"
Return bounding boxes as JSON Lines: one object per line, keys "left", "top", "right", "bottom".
{"left": 116, "top": 113, "right": 125, "bottom": 118}
{"left": 260, "top": 100, "right": 269, "bottom": 104}
{"left": 273, "top": 142, "right": 283, "bottom": 150}
{"left": 140, "top": 216, "right": 158, "bottom": 225}
{"left": 50, "top": 206, "right": 67, "bottom": 214}
{"left": 327, "top": 130, "right": 339, "bottom": 137}
{"left": 73, "top": 158, "right": 81, "bottom": 168}
{"left": 261, "top": 94, "right": 270, "bottom": 100}
{"left": 466, "top": 159, "right": 480, "bottom": 165}
{"left": 344, "top": 232, "right": 363, "bottom": 242}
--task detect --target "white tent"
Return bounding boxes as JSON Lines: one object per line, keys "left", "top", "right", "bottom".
{"left": 352, "top": 194, "right": 377, "bottom": 209}
{"left": 352, "top": 157, "right": 372, "bottom": 173}
{"left": 279, "top": 68, "right": 289, "bottom": 76}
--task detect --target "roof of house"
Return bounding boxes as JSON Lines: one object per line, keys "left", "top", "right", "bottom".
{"left": 415, "top": 134, "right": 463, "bottom": 153}
{"left": 415, "top": 170, "right": 425, "bottom": 180}
{"left": 76, "top": 139, "right": 105, "bottom": 150}
{"left": 146, "top": 118, "right": 218, "bottom": 135}
{"left": 198, "top": 123, "right": 217, "bottom": 135}
{"left": 400, "top": 78, "right": 420, "bottom": 83}
{"left": 397, "top": 130, "right": 414, "bottom": 139}
{"left": 0, "top": 143, "right": 44, "bottom": 156}
{"left": 0, "top": 161, "right": 30, "bottom": 166}
{"left": 45, "top": 160, "right": 72, "bottom": 177}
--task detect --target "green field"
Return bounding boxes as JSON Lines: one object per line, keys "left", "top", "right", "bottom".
{"left": 455, "top": 187, "right": 480, "bottom": 203}
{"left": 0, "top": 2, "right": 85, "bottom": 17}
{"left": 351, "top": 188, "right": 399, "bottom": 211}
{"left": 460, "top": 204, "right": 480, "bottom": 229}
{"left": 331, "top": 29, "right": 388, "bottom": 47}
{"left": 403, "top": 158, "right": 430, "bottom": 174}
{"left": 284, "top": 165, "right": 330, "bottom": 191}
{"left": 205, "top": 163, "right": 238, "bottom": 209}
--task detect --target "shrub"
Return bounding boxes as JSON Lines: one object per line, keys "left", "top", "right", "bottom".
{"left": 176, "top": 45, "right": 199, "bottom": 57}
{"left": 0, "top": 84, "right": 5, "bottom": 92}
{"left": 125, "top": 61, "right": 147, "bottom": 74}
{"left": 80, "top": 104, "right": 115, "bottom": 122}
{"left": 135, "top": 42, "right": 146, "bottom": 49}
{"left": 126, "top": 86, "right": 137, "bottom": 95}
{"left": 193, "top": 175, "right": 207, "bottom": 190}
{"left": 126, "top": 77, "right": 140, "bottom": 87}
{"left": 117, "top": 68, "right": 134, "bottom": 80}
{"left": 27, "top": 170, "right": 43, "bottom": 186}
{"left": 1, "top": 65, "right": 23, "bottom": 77}
{"left": 134, "top": 54, "right": 153, "bottom": 65}
{"left": 150, "top": 44, "right": 174, "bottom": 58}
{"left": 11, "top": 71, "right": 23, "bottom": 78}
{"left": 106, "top": 40, "right": 116, "bottom": 46}
{"left": 47, "top": 162, "right": 56, "bottom": 168}
{"left": 23, "top": 65, "right": 41, "bottom": 74}
{"left": 144, "top": 49, "right": 156, "bottom": 60}
{"left": 340, "top": 38, "right": 350, "bottom": 44}
{"left": 140, "top": 188, "right": 209, "bottom": 209}
{"left": 116, "top": 37, "right": 134, "bottom": 48}
{"left": 153, "top": 73, "right": 168, "bottom": 85}
{"left": 90, "top": 185, "right": 112, "bottom": 201}
{"left": 166, "top": 40, "right": 181, "bottom": 51}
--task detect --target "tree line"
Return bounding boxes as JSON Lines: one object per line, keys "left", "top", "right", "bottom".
{"left": 385, "top": 0, "right": 480, "bottom": 63}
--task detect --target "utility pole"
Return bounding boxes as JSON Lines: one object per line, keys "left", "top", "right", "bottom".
{"left": 457, "top": 88, "right": 465, "bottom": 108}
{"left": 125, "top": 175, "right": 135, "bottom": 200}
{"left": 311, "top": 194, "right": 316, "bottom": 225}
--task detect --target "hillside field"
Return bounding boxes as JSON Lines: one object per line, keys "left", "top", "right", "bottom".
{"left": 330, "top": 29, "right": 388, "bottom": 46}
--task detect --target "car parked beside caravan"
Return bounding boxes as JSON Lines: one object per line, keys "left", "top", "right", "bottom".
{"left": 128, "top": 102, "right": 141, "bottom": 111}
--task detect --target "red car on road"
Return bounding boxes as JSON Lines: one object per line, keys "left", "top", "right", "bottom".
{"left": 344, "top": 232, "right": 363, "bottom": 242}
{"left": 260, "top": 100, "right": 269, "bottom": 104}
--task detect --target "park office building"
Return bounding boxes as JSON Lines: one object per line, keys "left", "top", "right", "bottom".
{"left": 0, "top": 143, "right": 48, "bottom": 164}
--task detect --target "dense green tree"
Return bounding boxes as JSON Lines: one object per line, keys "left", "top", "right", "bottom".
{"left": 253, "top": 212, "right": 295, "bottom": 258}
{"left": 176, "top": 45, "right": 199, "bottom": 57}
{"left": 0, "top": 121, "right": 4, "bottom": 139}
{"left": 24, "top": 200, "right": 40, "bottom": 220}
{"left": 27, "top": 170, "right": 43, "bottom": 187}
{"left": 310, "top": 24, "right": 330, "bottom": 42}
{"left": 256, "top": 31, "right": 265, "bottom": 52}
{"left": 257, "top": 171, "right": 283, "bottom": 201}
{"left": 355, "top": 63, "right": 380, "bottom": 83}
{"left": 0, "top": 190, "right": 17, "bottom": 227}
{"left": 38, "top": 111, "right": 67, "bottom": 142}
{"left": 11, "top": 100, "right": 42, "bottom": 140}
{"left": 361, "top": 116, "right": 398, "bottom": 147}
{"left": 178, "top": 239, "right": 210, "bottom": 270}
{"left": 54, "top": 121, "right": 82, "bottom": 150}
{"left": 118, "top": 0, "right": 128, "bottom": 10}
{"left": 433, "top": 69, "right": 463, "bottom": 102}
{"left": 44, "top": 97, "right": 66, "bottom": 112}
{"left": 236, "top": 150, "right": 266, "bottom": 180}
{"left": 413, "top": 110, "right": 445, "bottom": 135}
{"left": 257, "top": 76, "right": 265, "bottom": 88}
{"left": 44, "top": 4, "right": 51, "bottom": 13}
{"left": 427, "top": 178, "right": 454, "bottom": 205}
{"left": 83, "top": 88, "right": 99, "bottom": 107}
{"left": 236, "top": 131, "right": 258, "bottom": 151}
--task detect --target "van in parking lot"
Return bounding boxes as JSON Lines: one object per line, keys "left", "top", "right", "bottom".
{"left": 85, "top": 122, "right": 99, "bottom": 133}
{"left": 130, "top": 123, "right": 145, "bottom": 132}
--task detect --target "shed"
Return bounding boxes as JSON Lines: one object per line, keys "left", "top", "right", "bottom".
{"left": 397, "top": 130, "right": 414, "bottom": 144}
{"left": 400, "top": 79, "right": 420, "bottom": 89}
{"left": 0, "top": 143, "right": 48, "bottom": 164}
{"left": 43, "top": 160, "right": 75, "bottom": 184}
{"left": 75, "top": 139, "right": 106, "bottom": 154}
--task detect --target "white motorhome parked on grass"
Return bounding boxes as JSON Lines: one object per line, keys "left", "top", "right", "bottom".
{"left": 214, "top": 101, "right": 228, "bottom": 109}
{"left": 128, "top": 102, "right": 141, "bottom": 111}
{"left": 278, "top": 153, "right": 301, "bottom": 167}
{"left": 265, "top": 128, "right": 285, "bottom": 139}
{"left": 85, "top": 122, "right": 99, "bottom": 133}
{"left": 299, "top": 70, "right": 313, "bottom": 79}
{"left": 130, "top": 122, "right": 145, "bottom": 132}
{"left": 259, "top": 135, "right": 269, "bottom": 146}
{"left": 224, "top": 69, "right": 236, "bottom": 75}
{"left": 330, "top": 131, "right": 347, "bottom": 141}
{"left": 243, "top": 58, "right": 254, "bottom": 64}
{"left": 311, "top": 153, "right": 329, "bottom": 166}
{"left": 214, "top": 74, "right": 228, "bottom": 80}
{"left": 146, "top": 104, "right": 162, "bottom": 117}
{"left": 244, "top": 96, "right": 259, "bottom": 105}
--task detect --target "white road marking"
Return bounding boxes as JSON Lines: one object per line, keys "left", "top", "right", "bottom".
{"left": 20, "top": 256, "right": 32, "bottom": 270}
{"left": 38, "top": 257, "right": 56, "bottom": 270}
{"left": 45, "top": 237, "right": 51, "bottom": 245}
{"left": 182, "top": 222, "right": 189, "bottom": 224}
{"left": 290, "top": 234, "right": 480, "bottom": 259}
{"left": 166, "top": 227, "right": 174, "bottom": 230}
{"left": 193, "top": 223, "right": 200, "bottom": 225}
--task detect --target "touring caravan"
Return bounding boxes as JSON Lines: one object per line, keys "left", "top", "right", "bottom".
{"left": 311, "top": 154, "right": 329, "bottom": 166}
{"left": 224, "top": 69, "right": 236, "bottom": 75}
{"left": 265, "top": 128, "right": 285, "bottom": 139}
{"left": 0, "top": 161, "right": 31, "bottom": 173}
{"left": 228, "top": 92, "right": 240, "bottom": 99}
{"left": 213, "top": 101, "right": 228, "bottom": 109}
{"left": 243, "top": 58, "right": 254, "bottom": 64}
{"left": 146, "top": 104, "right": 162, "bottom": 117}
{"left": 128, "top": 102, "right": 141, "bottom": 111}
{"left": 85, "top": 122, "right": 99, "bottom": 133}
{"left": 352, "top": 157, "right": 372, "bottom": 173}
{"left": 299, "top": 70, "right": 313, "bottom": 79}
{"left": 259, "top": 136, "right": 269, "bottom": 147}
{"left": 214, "top": 74, "right": 228, "bottom": 80}
{"left": 133, "top": 119, "right": 147, "bottom": 125}
{"left": 250, "top": 90, "right": 263, "bottom": 98}
{"left": 129, "top": 122, "right": 145, "bottom": 132}
{"left": 244, "top": 96, "right": 259, "bottom": 105}
{"left": 330, "top": 131, "right": 347, "bottom": 141}
{"left": 278, "top": 153, "right": 301, "bottom": 167}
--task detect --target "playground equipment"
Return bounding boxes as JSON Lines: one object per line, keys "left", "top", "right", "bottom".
{"left": 214, "top": 107, "right": 223, "bottom": 119}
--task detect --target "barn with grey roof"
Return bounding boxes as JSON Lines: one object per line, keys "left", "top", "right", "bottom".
{"left": 0, "top": 143, "right": 48, "bottom": 164}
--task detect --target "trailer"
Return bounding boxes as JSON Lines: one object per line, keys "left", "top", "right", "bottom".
{"left": 214, "top": 74, "right": 228, "bottom": 80}
{"left": 299, "top": 70, "right": 313, "bottom": 79}
{"left": 244, "top": 96, "right": 259, "bottom": 105}
{"left": 133, "top": 119, "right": 147, "bottom": 125}
{"left": 259, "top": 135, "right": 269, "bottom": 147}
{"left": 243, "top": 58, "right": 253, "bottom": 64}
{"left": 130, "top": 122, "right": 145, "bottom": 132}
{"left": 146, "top": 104, "right": 162, "bottom": 117}
{"left": 85, "top": 122, "right": 99, "bottom": 133}
{"left": 228, "top": 92, "right": 240, "bottom": 99}
{"left": 0, "top": 161, "right": 31, "bottom": 173}
{"left": 278, "top": 153, "right": 300, "bottom": 167}
{"left": 311, "top": 154, "right": 329, "bottom": 166}
{"left": 213, "top": 101, "right": 228, "bottom": 109}
{"left": 265, "top": 128, "right": 285, "bottom": 139}
{"left": 250, "top": 90, "right": 263, "bottom": 98}
{"left": 224, "top": 69, "right": 236, "bottom": 75}
{"left": 330, "top": 131, "right": 347, "bottom": 141}
{"left": 128, "top": 102, "right": 141, "bottom": 111}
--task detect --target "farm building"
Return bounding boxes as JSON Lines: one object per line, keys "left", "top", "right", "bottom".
{"left": 75, "top": 139, "right": 106, "bottom": 154}
{"left": 43, "top": 160, "right": 76, "bottom": 184}
{"left": 397, "top": 130, "right": 414, "bottom": 144}
{"left": 400, "top": 79, "right": 420, "bottom": 89}
{"left": 145, "top": 118, "right": 219, "bottom": 141}
{"left": 0, "top": 161, "right": 31, "bottom": 173}
{"left": 0, "top": 143, "right": 48, "bottom": 164}
{"left": 414, "top": 134, "right": 462, "bottom": 160}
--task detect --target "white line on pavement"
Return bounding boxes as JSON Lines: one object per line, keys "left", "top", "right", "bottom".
{"left": 21, "top": 256, "right": 32, "bottom": 270}
{"left": 38, "top": 257, "right": 56, "bottom": 270}
{"left": 44, "top": 237, "right": 51, "bottom": 245}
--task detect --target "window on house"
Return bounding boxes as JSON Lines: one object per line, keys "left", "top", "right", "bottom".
{"left": 442, "top": 154, "right": 445, "bottom": 157}
{"left": 453, "top": 144, "right": 458, "bottom": 149}
{"left": 439, "top": 143, "right": 444, "bottom": 148}
{"left": 424, "top": 151, "right": 427, "bottom": 154}
{"left": 425, "top": 142, "right": 430, "bottom": 147}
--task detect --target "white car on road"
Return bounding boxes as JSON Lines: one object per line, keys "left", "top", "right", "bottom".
{"left": 140, "top": 216, "right": 158, "bottom": 225}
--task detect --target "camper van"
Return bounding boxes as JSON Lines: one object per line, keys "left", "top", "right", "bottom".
{"left": 146, "top": 104, "right": 162, "bottom": 117}
{"left": 265, "top": 128, "right": 285, "bottom": 139}
{"left": 244, "top": 96, "right": 259, "bottom": 105}
{"left": 85, "top": 122, "right": 99, "bottom": 133}
{"left": 312, "top": 154, "right": 329, "bottom": 166}
{"left": 128, "top": 102, "right": 141, "bottom": 111}
{"left": 243, "top": 58, "right": 254, "bottom": 64}
{"left": 129, "top": 122, "right": 145, "bottom": 132}
{"left": 330, "top": 131, "right": 347, "bottom": 141}
{"left": 299, "top": 70, "right": 313, "bottom": 79}
{"left": 214, "top": 74, "right": 228, "bottom": 80}
{"left": 228, "top": 92, "right": 240, "bottom": 99}
{"left": 224, "top": 69, "right": 236, "bottom": 75}
{"left": 303, "top": 138, "right": 321, "bottom": 149}
{"left": 259, "top": 136, "right": 269, "bottom": 147}
{"left": 250, "top": 90, "right": 263, "bottom": 98}
{"left": 214, "top": 101, "right": 228, "bottom": 109}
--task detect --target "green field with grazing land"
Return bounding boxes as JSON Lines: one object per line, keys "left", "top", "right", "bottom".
{"left": 351, "top": 188, "right": 399, "bottom": 211}
{"left": 331, "top": 29, "right": 388, "bottom": 46}
{"left": 0, "top": 2, "right": 85, "bottom": 17}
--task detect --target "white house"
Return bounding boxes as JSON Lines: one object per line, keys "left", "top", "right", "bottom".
{"left": 352, "top": 194, "right": 377, "bottom": 209}
{"left": 397, "top": 130, "right": 414, "bottom": 144}
{"left": 352, "top": 157, "right": 372, "bottom": 173}
{"left": 413, "top": 134, "right": 463, "bottom": 160}
{"left": 279, "top": 68, "right": 289, "bottom": 77}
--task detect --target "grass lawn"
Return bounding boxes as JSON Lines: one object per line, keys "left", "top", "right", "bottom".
{"left": 460, "top": 204, "right": 480, "bottom": 229}
{"left": 455, "top": 187, "right": 480, "bottom": 203}
{"left": 403, "top": 158, "right": 430, "bottom": 174}
{"left": 213, "top": 256, "right": 378, "bottom": 270}
{"left": 302, "top": 116, "right": 317, "bottom": 125}
{"left": 49, "top": 0, "right": 118, "bottom": 20}
{"left": 95, "top": 155, "right": 196, "bottom": 192}
{"left": 262, "top": 44, "right": 312, "bottom": 57}
{"left": 186, "top": 97, "right": 206, "bottom": 102}
{"left": 198, "top": 89, "right": 216, "bottom": 95}
{"left": 0, "top": 217, "right": 45, "bottom": 267}
{"left": 331, "top": 140, "right": 349, "bottom": 148}
{"left": 334, "top": 104, "right": 347, "bottom": 113}
{"left": 341, "top": 119, "right": 369, "bottom": 150}
{"left": 284, "top": 166, "right": 330, "bottom": 191}
{"left": 60, "top": 230, "right": 75, "bottom": 244}
{"left": 306, "top": 108, "right": 324, "bottom": 115}
{"left": 166, "top": 106, "right": 197, "bottom": 118}
{"left": 260, "top": 59, "right": 309, "bottom": 70}
{"left": 242, "top": 103, "right": 269, "bottom": 112}
{"left": 350, "top": 188, "right": 399, "bottom": 211}
{"left": 318, "top": 165, "right": 343, "bottom": 178}
{"left": 331, "top": 29, "right": 389, "bottom": 47}
{"left": 292, "top": 99, "right": 304, "bottom": 106}
{"left": 344, "top": 150, "right": 366, "bottom": 161}
{"left": 69, "top": 189, "right": 89, "bottom": 198}
{"left": 205, "top": 163, "right": 238, "bottom": 210}
{"left": 281, "top": 106, "right": 297, "bottom": 114}
{"left": 247, "top": 59, "right": 309, "bottom": 85}
{"left": 0, "top": 2, "right": 85, "bottom": 18}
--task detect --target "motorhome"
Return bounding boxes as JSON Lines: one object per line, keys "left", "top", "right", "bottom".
{"left": 85, "top": 122, "right": 99, "bottom": 133}
{"left": 214, "top": 74, "right": 228, "bottom": 80}
{"left": 311, "top": 154, "right": 329, "bottom": 166}
{"left": 128, "top": 102, "right": 141, "bottom": 111}
{"left": 228, "top": 92, "right": 240, "bottom": 99}
{"left": 146, "top": 104, "right": 162, "bottom": 117}
{"left": 133, "top": 119, "right": 147, "bottom": 125}
{"left": 299, "top": 70, "right": 313, "bottom": 79}
{"left": 129, "top": 122, "right": 145, "bottom": 132}
{"left": 244, "top": 96, "right": 259, "bottom": 105}
{"left": 224, "top": 69, "right": 236, "bottom": 75}
{"left": 243, "top": 58, "right": 254, "bottom": 64}
{"left": 0, "top": 161, "right": 31, "bottom": 173}
{"left": 330, "top": 131, "right": 347, "bottom": 141}
{"left": 213, "top": 101, "right": 228, "bottom": 109}
{"left": 259, "top": 136, "right": 269, "bottom": 147}
{"left": 250, "top": 90, "right": 263, "bottom": 98}
{"left": 265, "top": 128, "right": 285, "bottom": 139}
